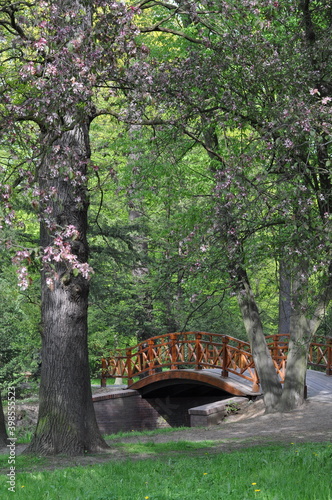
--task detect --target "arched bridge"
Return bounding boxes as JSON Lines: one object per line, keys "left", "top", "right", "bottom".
{"left": 101, "top": 331, "right": 332, "bottom": 397}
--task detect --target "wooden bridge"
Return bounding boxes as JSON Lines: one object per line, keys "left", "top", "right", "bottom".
{"left": 101, "top": 332, "right": 332, "bottom": 397}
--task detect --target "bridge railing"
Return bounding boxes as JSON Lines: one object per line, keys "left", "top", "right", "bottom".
{"left": 101, "top": 331, "right": 259, "bottom": 388}
{"left": 308, "top": 338, "right": 332, "bottom": 374}
{"left": 101, "top": 332, "right": 332, "bottom": 389}
{"left": 265, "top": 334, "right": 332, "bottom": 377}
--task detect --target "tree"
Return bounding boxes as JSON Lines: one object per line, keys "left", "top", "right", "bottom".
{"left": 129, "top": 0, "right": 332, "bottom": 411}
{"left": 0, "top": 397, "right": 7, "bottom": 446}
{"left": 0, "top": 0, "right": 139, "bottom": 454}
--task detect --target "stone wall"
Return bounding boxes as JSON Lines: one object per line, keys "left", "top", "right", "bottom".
{"left": 93, "top": 389, "right": 170, "bottom": 434}
{"left": 92, "top": 387, "right": 233, "bottom": 434}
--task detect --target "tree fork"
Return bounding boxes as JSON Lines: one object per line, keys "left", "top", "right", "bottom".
{"left": 236, "top": 268, "right": 283, "bottom": 412}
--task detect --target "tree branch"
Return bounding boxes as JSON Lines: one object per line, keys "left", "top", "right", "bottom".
{"left": 0, "top": 2, "right": 32, "bottom": 40}
{"left": 135, "top": 0, "right": 179, "bottom": 11}
{"left": 299, "top": 0, "right": 316, "bottom": 44}
{"left": 309, "top": 261, "right": 332, "bottom": 334}
{"left": 94, "top": 108, "right": 165, "bottom": 126}
{"left": 139, "top": 24, "right": 203, "bottom": 44}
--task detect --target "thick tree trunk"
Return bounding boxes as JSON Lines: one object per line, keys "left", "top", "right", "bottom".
{"left": 236, "top": 270, "right": 282, "bottom": 411}
{"left": 25, "top": 120, "right": 108, "bottom": 455}
{"left": 26, "top": 277, "right": 107, "bottom": 454}
{"left": 278, "top": 267, "right": 332, "bottom": 411}
{"left": 278, "top": 331, "right": 309, "bottom": 411}
{"left": 278, "top": 296, "right": 312, "bottom": 411}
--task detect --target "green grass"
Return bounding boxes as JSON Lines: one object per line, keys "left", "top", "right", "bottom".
{"left": 112, "top": 439, "right": 215, "bottom": 455}
{"left": 0, "top": 442, "right": 331, "bottom": 499}
{"left": 16, "top": 431, "right": 34, "bottom": 444}
{"left": 0, "top": 453, "right": 46, "bottom": 472}
{"left": 17, "top": 427, "right": 189, "bottom": 446}
{"left": 91, "top": 378, "right": 116, "bottom": 386}
{"left": 104, "top": 426, "right": 187, "bottom": 441}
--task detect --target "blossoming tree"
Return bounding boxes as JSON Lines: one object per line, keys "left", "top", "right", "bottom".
{"left": 132, "top": 0, "right": 332, "bottom": 411}
{"left": 0, "top": 0, "right": 139, "bottom": 455}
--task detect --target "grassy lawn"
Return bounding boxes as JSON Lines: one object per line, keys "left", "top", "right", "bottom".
{"left": 91, "top": 378, "right": 116, "bottom": 386}
{"left": 0, "top": 442, "right": 331, "bottom": 499}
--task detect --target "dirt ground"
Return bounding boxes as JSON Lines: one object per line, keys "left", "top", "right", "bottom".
{"left": 109, "top": 394, "right": 332, "bottom": 450}
{"left": 1, "top": 393, "right": 331, "bottom": 471}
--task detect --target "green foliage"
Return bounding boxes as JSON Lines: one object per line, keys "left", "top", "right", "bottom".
{"left": 0, "top": 262, "right": 40, "bottom": 396}
{"left": 88, "top": 116, "right": 251, "bottom": 345}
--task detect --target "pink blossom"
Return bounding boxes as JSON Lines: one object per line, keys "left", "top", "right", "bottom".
{"left": 16, "top": 267, "right": 30, "bottom": 290}
{"left": 284, "top": 139, "right": 293, "bottom": 148}
{"left": 62, "top": 225, "right": 79, "bottom": 239}
{"left": 12, "top": 250, "right": 31, "bottom": 264}
{"left": 45, "top": 64, "right": 58, "bottom": 77}
{"left": 42, "top": 229, "right": 93, "bottom": 281}
{"left": 34, "top": 37, "right": 48, "bottom": 49}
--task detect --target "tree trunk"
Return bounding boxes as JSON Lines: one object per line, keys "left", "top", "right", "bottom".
{"left": 278, "top": 320, "right": 309, "bottom": 411}
{"left": 278, "top": 259, "right": 291, "bottom": 335}
{"left": 278, "top": 267, "right": 332, "bottom": 411}
{"left": 278, "top": 290, "right": 311, "bottom": 411}
{"left": 0, "top": 393, "right": 8, "bottom": 447}
{"left": 25, "top": 120, "right": 108, "bottom": 455}
{"left": 236, "top": 270, "right": 282, "bottom": 411}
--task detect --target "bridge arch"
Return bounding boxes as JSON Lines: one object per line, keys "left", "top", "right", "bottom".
{"left": 130, "top": 369, "right": 258, "bottom": 398}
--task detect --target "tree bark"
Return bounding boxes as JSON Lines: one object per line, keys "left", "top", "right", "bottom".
{"left": 278, "top": 260, "right": 291, "bottom": 335}
{"left": 25, "top": 120, "right": 108, "bottom": 455}
{"left": 279, "top": 265, "right": 332, "bottom": 411}
{"left": 278, "top": 314, "right": 310, "bottom": 411}
{"left": 236, "top": 269, "right": 282, "bottom": 411}
{"left": 0, "top": 393, "right": 8, "bottom": 447}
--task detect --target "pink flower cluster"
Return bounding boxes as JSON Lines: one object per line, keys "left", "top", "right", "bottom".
{"left": 12, "top": 251, "right": 32, "bottom": 290}
{"left": 42, "top": 227, "right": 93, "bottom": 282}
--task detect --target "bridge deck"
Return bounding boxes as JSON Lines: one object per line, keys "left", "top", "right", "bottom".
{"left": 224, "top": 368, "right": 332, "bottom": 399}
{"left": 213, "top": 368, "right": 332, "bottom": 399}
{"left": 129, "top": 367, "right": 332, "bottom": 400}
{"left": 192, "top": 368, "right": 261, "bottom": 396}
{"left": 306, "top": 370, "right": 332, "bottom": 400}
{"left": 227, "top": 368, "right": 332, "bottom": 399}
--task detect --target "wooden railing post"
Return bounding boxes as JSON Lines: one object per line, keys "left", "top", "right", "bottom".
{"left": 195, "top": 333, "right": 202, "bottom": 370}
{"left": 101, "top": 357, "right": 107, "bottom": 387}
{"left": 327, "top": 338, "right": 332, "bottom": 376}
{"left": 222, "top": 336, "right": 229, "bottom": 377}
{"left": 170, "top": 333, "right": 177, "bottom": 370}
{"left": 126, "top": 348, "right": 132, "bottom": 386}
{"left": 273, "top": 334, "right": 279, "bottom": 362}
{"left": 148, "top": 338, "right": 154, "bottom": 375}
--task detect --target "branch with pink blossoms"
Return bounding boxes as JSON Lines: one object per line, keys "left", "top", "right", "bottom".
{"left": 10, "top": 225, "right": 94, "bottom": 291}
{"left": 12, "top": 250, "right": 33, "bottom": 291}
{"left": 42, "top": 226, "right": 94, "bottom": 288}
